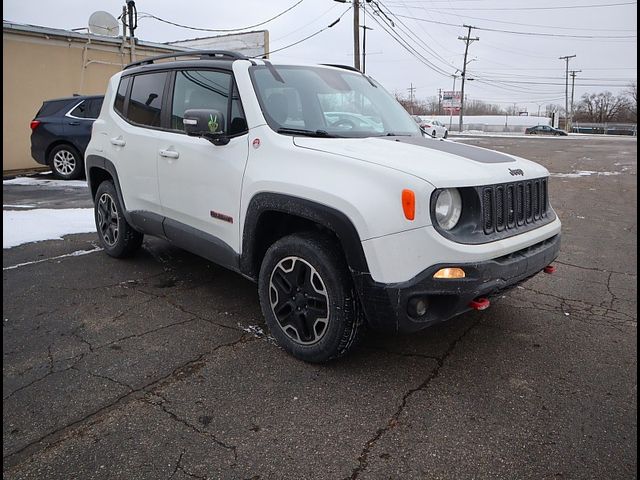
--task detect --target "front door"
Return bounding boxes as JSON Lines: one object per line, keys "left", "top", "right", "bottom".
{"left": 157, "top": 69, "right": 249, "bottom": 256}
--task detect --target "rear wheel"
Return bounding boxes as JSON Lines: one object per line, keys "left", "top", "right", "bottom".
{"left": 94, "top": 181, "right": 143, "bottom": 257}
{"left": 258, "top": 233, "right": 362, "bottom": 363}
{"left": 432, "top": 130, "right": 437, "bottom": 138}
{"left": 443, "top": 130, "right": 448, "bottom": 139}
{"left": 48, "top": 144, "right": 84, "bottom": 180}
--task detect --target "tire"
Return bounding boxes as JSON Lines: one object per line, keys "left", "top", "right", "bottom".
{"left": 48, "top": 144, "right": 84, "bottom": 180}
{"left": 258, "top": 232, "right": 363, "bottom": 363}
{"left": 94, "top": 180, "right": 143, "bottom": 257}
{"left": 443, "top": 130, "right": 448, "bottom": 139}
{"left": 432, "top": 130, "right": 437, "bottom": 138}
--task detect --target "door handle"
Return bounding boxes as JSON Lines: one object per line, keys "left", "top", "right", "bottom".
{"left": 110, "top": 137, "right": 126, "bottom": 147}
{"left": 159, "top": 149, "right": 179, "bottom": 159}
{"left": 68, "top": 121, "right": 80, "bottom": 126}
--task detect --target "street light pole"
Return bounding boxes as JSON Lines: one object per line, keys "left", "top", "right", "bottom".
{"left": 449, "top": 72, "right": 458, "bottom": 131}
{"left": 559, "top": 54, "right": 576, "bottom": 130}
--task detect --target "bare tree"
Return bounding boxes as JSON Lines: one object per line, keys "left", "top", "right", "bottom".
{"left": 625, "top": 82, "right": 637, "bottom": 120}
{"left": 575, "top": 91, "right": 629, "bottom": 123}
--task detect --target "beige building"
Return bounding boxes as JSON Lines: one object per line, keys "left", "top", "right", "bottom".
{"left": 2, "top": 21, "right": 185, "bottom": 173}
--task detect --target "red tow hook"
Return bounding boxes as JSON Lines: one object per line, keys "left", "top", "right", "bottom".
{"left": 543, "top": 264, "right": 556, "bottom": 274}
{"left": 469, "top": 297, "right": 491, "bottom": 311}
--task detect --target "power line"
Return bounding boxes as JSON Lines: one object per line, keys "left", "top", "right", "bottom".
{"left": 392, "top": 13, "right": 637, "bottom": 38}
{"left": 138, "top": 0, "right": 305, "bottom": 33}
{"left": 388, "top": 1, "right": 637, "bottom": 11}
{"left": 265, "top": 9, "right": 351, "bottom": 56}
{"left": 373, "top": 0, "right": 459, "bottom": 71}
{"left": 364, "top": 8, "right": 452, "bottom": 77}
{"left": 409, "top": 9, "right": 638, "bottom": 32}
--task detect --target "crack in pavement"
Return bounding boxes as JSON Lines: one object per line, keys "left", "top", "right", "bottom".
{"left": 554, "top": 259, "right": 637, "bottom": 277}
{"left": 73, "top": 366, "right": 134, "bottom": 391}
{"left": 3, "top": 333, "right": 253, "bottom": 471}
{"left": 3, "top": 354, "right": 86, "bottom": 402}
{"left": 145, "top": 397, "right": 238, "bottom": 463}
{"left": 517, "top": 286, "right": 636, "bottom": 324}
{"left": 346, "top": 317, "right": 482, "bottom": 480}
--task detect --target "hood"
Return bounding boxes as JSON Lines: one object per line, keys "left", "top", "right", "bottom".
{"left": 293, "top": 135, "right": 549, "bottom": 188}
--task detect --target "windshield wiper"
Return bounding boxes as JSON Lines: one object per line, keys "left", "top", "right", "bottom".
{"left": 277, "top": 128, "right": 335, "bottom": 138}
{"left": 379, "top": 132, "right": 412, "bottom": 137}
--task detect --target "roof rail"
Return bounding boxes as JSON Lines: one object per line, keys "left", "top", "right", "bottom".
{"left": 321, "top": 64, "right": 361, "bottom": 73}
{"left": 124, "top": 50, "right": 249, "bottom": 70}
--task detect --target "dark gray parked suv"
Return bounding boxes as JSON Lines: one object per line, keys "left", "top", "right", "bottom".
{"left": 30, "top": 95, "right": 104, "bottom": 179}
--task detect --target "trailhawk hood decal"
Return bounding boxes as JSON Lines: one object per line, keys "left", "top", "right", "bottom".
{"left": 293, "top": 136, "right": 549, "bottom": 188}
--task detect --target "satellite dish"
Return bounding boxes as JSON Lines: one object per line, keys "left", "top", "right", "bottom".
{"left": 88, "top": 11, "right": 120, "bottom": 36}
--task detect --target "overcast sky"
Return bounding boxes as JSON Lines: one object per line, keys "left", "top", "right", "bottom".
{"left": 4, "top": 0, "right": 637, "bottom": 114}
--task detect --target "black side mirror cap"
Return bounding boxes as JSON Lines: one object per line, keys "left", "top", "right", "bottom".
{"left": 183, "top": 109, "right": 229, "bottom": 145}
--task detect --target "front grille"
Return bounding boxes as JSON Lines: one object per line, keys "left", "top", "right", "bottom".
{"left": 482, "top": 178, "right": 549, "bottom": 235}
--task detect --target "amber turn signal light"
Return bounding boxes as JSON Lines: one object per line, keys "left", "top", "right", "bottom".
{"left": 402, "top": 189, "right": 415, "bottom": 220}
{"left": 433, "top": 267, "right": 466, "bottom": 279}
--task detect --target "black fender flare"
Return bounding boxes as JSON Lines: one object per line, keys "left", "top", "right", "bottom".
{"left": 85, "top": 155, "right": 135, "bottom": 227}
{"left": 240, "top": 192, "right": 370, "bottom": 280}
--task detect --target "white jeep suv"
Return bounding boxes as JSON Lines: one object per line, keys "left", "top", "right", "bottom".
{"left": 86, "top": 51, "right": 561, "bottom": 362}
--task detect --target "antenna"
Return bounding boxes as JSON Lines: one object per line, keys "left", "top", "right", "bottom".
{"left": 88, "top": 11, "right": 120, "bottom": 36}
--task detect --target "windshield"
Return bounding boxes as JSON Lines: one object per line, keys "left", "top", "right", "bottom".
{"left": 250, "top": 65, "right": 421, "bottom": 138}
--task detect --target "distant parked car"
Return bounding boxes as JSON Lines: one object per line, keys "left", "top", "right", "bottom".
{"left": 30, "top": 95, "right": 104, "bottom": 179}
{"left": 413, "top": 116, "right": 448, "bottom": 138}
{"left": 525, "top": 125, "right": 568, "bottom": 136}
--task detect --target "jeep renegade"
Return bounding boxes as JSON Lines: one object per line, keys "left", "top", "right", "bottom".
{"left": 85, "top": 51, "right": 561, "bottom": 362}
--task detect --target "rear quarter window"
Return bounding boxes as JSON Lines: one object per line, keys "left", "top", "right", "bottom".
{"left": 36, "top": 100, "right": 71, "bottom": 118}
{"left": 127, "top": 72, "right": 168, "bottom": 127}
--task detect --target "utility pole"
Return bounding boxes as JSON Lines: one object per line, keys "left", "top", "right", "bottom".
{"left": 353, "top": 0, "right": 361, "bottom": 71}
{"left": 458, "top": 25, "right": 479, "bottom": 133}
{"left": 449, "top": 73, "right": 458, "bottom": 131}
{"left": 438, "top": 88, "right": 442, "bottom": 115}
{"left": 559, "top": 54, "right": 576, "bottom": 130}
{"left": 569, "top": 69, "right": 581, "bottom": 132}
{"left": 407, "top": 83, "right": 416, "bottom": 114}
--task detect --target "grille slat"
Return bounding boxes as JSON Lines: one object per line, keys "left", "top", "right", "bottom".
{"left": 481, "top": 178, "right": 548, "bottom": 235}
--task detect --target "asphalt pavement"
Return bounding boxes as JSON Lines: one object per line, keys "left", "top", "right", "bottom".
{"left": 3, "top": 136, "right": 637, "bottom": 479}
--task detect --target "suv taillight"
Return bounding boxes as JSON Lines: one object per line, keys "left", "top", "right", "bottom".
{"left": 30, "top": 120, "right": 41, "bottom": 130}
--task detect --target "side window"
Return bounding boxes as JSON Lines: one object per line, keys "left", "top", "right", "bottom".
{"left": 127, "top": 72, "right": 168, "bottom": 127}
{"left": 114, "top": 77, "right": 130, "bottom": 117}
{"left": 70, "top": 101, "right": 89, "bottom": 118}
{"left": 229, "top": 82, "right": 247, "bottom": 135}
{"left": 171, "top": 70, "right": 231, "bottom": 131}
{"left": 86, "top": 98, "right": 103, "bottom": 118}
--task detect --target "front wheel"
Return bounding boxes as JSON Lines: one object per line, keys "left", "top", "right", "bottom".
{"left": 94, "top": 180, "right": 143, "bottom": 257}
{"left": 443, "top": 131, "right": 448, "bottom": 139}
{"left": 258, "top": 233, "right": 362, "bottom": 363}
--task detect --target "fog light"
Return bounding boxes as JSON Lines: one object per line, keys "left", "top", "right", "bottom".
{"left": 407, "top": 297, "right": 429, "bottom": 318}
{"left": 433, "top": 267, "right": 465, "bottom": 279}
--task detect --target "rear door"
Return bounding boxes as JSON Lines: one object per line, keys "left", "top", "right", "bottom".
{"left": 66, "top": 98, "right": 101, "bottom": 152}
{"left": 157, "top": 69, "right": 249, "bottom": 256}
{"left": 108, "top": 72, "right": 168, "bottom": 215}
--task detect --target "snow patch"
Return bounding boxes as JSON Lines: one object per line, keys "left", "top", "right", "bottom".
{"left": 3, "top": 246, "right": 103, "bottom": 270}
{"left": 3, "top": 208, "right": 95, "bottom": 248}
{"left": 550, "top": 170, "right": 622, "bottom": 178}
{"left": 3, "top": 177, "right": 88, "bottom": 188}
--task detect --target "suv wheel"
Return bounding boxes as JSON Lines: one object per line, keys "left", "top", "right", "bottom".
{"left": 49, "top": 144, "right": 83, "bottom": 180}
{"left": 94, "top": 181, "right": 143, "bottom": 257}
{"left": 258, "top": 233, "right": 362, "bottom": 363}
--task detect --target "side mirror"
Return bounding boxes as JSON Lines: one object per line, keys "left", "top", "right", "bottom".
{"left": 183, "top": 109, "right": 229, "bottom": 146}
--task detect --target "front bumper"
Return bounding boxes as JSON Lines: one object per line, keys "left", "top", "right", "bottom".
{"left": 354, "top": 233, "right": 561, "bottom": 333}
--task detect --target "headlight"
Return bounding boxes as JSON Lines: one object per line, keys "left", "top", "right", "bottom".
{"left": 434, "top": 188, "right": 462, "bottom": 230}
